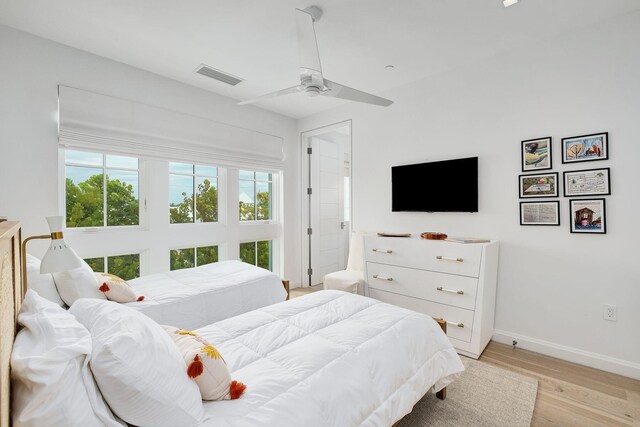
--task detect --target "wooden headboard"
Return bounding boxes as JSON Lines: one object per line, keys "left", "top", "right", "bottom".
{"left": 0, "top": 221, "right": 22, "bottom": 427}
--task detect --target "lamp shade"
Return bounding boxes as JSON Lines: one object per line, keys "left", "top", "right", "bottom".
{"left": 40, "top": 216, "right": 83, "bottom": 274}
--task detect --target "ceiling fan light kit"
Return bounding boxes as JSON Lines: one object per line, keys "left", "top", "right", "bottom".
{"left": 239, "top": 7, "right": 393, "bottom": 107}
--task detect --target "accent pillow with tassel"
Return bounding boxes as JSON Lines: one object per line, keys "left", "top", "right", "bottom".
{"left": 95, "top": 273, "right": 144, "bottom": 303}
{"left": 162, "top": 326, "right": 246, "bottom": 401}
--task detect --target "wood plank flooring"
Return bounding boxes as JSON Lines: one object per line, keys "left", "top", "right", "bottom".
{"left": 481, "top": 342, "right": 640, "bottom": 427}
{"left": 290, "top": 286, "right": 640, "bottom": 426}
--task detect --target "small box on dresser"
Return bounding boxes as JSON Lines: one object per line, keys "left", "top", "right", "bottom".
{"left": 364, "top": 236, "right": 499, "bottom": 359}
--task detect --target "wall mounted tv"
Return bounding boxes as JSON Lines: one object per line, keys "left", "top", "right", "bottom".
{"left": 392, "top": 156, "right": 478, "bottom": 212}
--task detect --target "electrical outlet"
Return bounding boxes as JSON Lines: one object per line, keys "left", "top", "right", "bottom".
{"left": 603, "top": 304, "right": 617, "bottom": 321}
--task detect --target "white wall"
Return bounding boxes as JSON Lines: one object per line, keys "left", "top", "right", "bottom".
{"left": 299, "top": 11, "right": 640, "bottom": 376}
{"left": 0, "top": 25, "right": 301, "bottom": 284}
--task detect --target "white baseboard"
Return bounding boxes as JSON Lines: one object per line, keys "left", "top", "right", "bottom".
{"left": 493, "top": 329, "right": 640, "bottom": 380}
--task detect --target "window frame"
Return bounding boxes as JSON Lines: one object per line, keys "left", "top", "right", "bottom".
{"left": 60, "top": 148, "right": 147, "bottom": 232}
{"left": 168, "top": 161, "right": 222, "bottom": 226}
{"left": 238, "top": 169, "right": 278, "bottom": 225}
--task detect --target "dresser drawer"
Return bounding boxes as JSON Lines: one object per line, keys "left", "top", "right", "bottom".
{"left": 364, "top": 237, "right": 483, "bottom": 278}
{"left": 369, "top": 289, "right": 474, "bottom": 343}
{"left": 366, "top": 262, "right": 478, "bottom": 310}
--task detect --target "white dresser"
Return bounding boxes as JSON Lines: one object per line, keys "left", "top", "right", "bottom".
{"left": 363, "top": 236, "right": 499, "bottom": 359}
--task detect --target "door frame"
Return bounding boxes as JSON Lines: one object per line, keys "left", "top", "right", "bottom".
{"left": 299, "top": 119, "right": 353, "bottom": 288}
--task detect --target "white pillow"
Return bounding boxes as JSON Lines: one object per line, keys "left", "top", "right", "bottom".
{"left": 53, "top": 258, "right": 105, "bottom": 306}
{"left": 25, "top": 254, "right": 64, "bottom": 306}
{"left": 11, "top": 290, "right": 123, "bottom": 427}
{"left": 69, "top": 299, "right": 204, "bottom": 427}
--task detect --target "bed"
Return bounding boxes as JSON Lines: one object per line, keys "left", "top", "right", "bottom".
{"left": 4, "top": 221, "right": 465, "bottom": 427}
{"left": 26, "top": 253, "right": 289, "bottom": 330}
{"left": 194, "top": 290, "right": 463, "bottom": 426}
{"left": 126, "top": 260, "right": 289, "bottom": 330}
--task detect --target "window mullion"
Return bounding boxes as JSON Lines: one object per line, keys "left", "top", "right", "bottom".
{"left": 103, "top": 154, "right": 107, "bottom": 227}
{"left": 192, "top": 171, "right": 196, "bottom": 223}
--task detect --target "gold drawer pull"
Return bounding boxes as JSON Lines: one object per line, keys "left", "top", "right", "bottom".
{"left": 447, "top": 321, "right": 465, "bottom": 328}
{"left": 437, "top": 286, "right": 464, "bottom": 295}
{"left": 372, "top": 275, "right": 393, "bottom": 281}
{"left": 373, "top": 249, "right": 393, "bottom": 253}
{"left": 436, "top": 255, "right": 464, "bottom": 262}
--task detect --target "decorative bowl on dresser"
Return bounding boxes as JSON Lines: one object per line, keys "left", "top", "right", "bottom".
{"left": 364, "top": 236, "right": 499, "bottom": 359}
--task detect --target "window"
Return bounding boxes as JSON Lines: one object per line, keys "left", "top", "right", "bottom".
{"left": 239, "top": 170, "right": 272, "bottom": 221}
{"left": 170, "top": 245, "right": 219, "bottom": 271}
{"left": 65, "top": 150, "right": 139, "bottom": 227}
{"left": 169, "top": 163, "right": 218, "bottom": 224}
{"left": 239, "top": 240, "right": 272, "bottom": 270}
{"left": 84, "top": 254, "right": 140, "bottom": 280}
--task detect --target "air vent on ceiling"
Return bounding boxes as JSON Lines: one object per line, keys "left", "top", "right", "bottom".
{"left": 194, "top": 64, "right": 243, "bottom": 86}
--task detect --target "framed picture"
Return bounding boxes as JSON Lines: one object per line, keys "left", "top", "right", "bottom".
{"left": 569, "top": 198, "right": 606, "bottom": 234}
{"left": 563, "top": 167, "right": 611, "bottom": 197}
{"left": 562, "top": 132, "right": 608, "bottom": 163}
{"left": 520, "top": 201, "right": 560, "bottom": 226}
{"left": 519, "top": 172, "right": 559, "bottom": 198}
{"left": 521, "top": 137, "right": 552, "bottom": 172}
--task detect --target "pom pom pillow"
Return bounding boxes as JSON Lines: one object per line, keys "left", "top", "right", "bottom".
{"left": 95, "top": 272, "right": 144, "bottom": 303}
{"left": 163, "top": 326, "right": 246, "bottom": 401}
{"left": 69, "top": 299, "right": 204, "bottom": 427}
{"left": 53, "top": 258, "right": 105, "bottom": 306}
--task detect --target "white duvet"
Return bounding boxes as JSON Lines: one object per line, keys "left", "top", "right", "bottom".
{"left": 125, "top": 261, "right": 287, "bottom": 330}
{"left": 195, "top": 290, "right": 464, "bottom": 427}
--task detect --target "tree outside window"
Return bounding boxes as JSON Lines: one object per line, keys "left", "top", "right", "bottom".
{"left": 170, "top": 245, "right": 218, "bottom": 271}
{"left": 84, "top": 254, "right": 140, "bottom": 280}
{"left": 65, "top": 150, "right": 139, "bottom": 227}
{"left": 170, "top": 163, "right": 218, "bottom": 224}
{"left": 239, "top": 240, "right": 272, "bottom": 271}
{"left": 239, "top": 170, "right": 272, "bottom": 221}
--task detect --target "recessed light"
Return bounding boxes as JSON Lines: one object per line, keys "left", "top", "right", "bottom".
{"left": 503, "top": 0, "right": 518, "bottom": 7}
{"left": 384, "top": 65, "right": 395, "bottom": 70}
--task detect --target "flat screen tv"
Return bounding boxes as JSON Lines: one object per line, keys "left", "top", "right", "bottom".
{"left": 392, "top": 157, "right": 478, "bottom": 212}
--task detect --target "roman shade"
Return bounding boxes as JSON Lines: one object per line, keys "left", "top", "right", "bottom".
{"left": 58, "top": 85, "right": 285, "bottom": 168}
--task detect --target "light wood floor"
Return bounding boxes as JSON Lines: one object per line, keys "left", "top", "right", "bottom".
{"left": 290, "top": 286, "right": 640, "bottom": 426}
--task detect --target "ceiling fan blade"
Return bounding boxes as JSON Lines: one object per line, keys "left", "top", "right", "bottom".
{"left": 238, "top": 85, "right": 303, "bottom": 105}
{"left": 295, "top": 9, "right": 322, "bottom": 76}
{"left": 322, "top": 79, "right": 393, "bottom": 107}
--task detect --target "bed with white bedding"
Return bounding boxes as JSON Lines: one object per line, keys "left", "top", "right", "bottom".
{"left": 194, "top": 290, "right": 464, "bottom": 426}
{"left": 125, "top": 260, "right": 288, "bottom": 330}
{"left": 8, "top": 251, "right": 463, "bottom": 426}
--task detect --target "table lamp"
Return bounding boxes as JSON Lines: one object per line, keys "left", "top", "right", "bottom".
{"left": 21, "top": 216, "right": 83, "bottom": 289}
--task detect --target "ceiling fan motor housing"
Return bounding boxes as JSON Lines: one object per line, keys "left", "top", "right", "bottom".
{"left": 305, "top": 86, "right": 321, "bottom": 97}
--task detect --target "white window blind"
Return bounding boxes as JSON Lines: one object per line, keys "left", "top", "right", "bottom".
{"left": 58, "top": 85, "right": 285, "bottom": 168}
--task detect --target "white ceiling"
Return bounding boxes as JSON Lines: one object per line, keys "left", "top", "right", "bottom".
{"left": 1, "top": 0, "right": 639, "bottom": 119}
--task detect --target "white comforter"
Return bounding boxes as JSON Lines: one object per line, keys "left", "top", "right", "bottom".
{"left": 125, "top": 261, "right": 287, "bottom": 330}
{"left": 195, "top": 290, "right": 464, "bottom": 427}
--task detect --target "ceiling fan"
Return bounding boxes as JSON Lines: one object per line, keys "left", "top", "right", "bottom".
{"left": 239, "top": 6, "right": 393, "bottom": 107}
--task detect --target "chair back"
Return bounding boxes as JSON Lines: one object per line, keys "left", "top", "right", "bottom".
{"left": 346, "top": 231, "right": 365, "bottom": 272}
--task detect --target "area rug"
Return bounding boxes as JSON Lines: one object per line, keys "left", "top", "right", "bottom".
{"left": 398, "top": 356, "right": 537, "bottom": 427}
